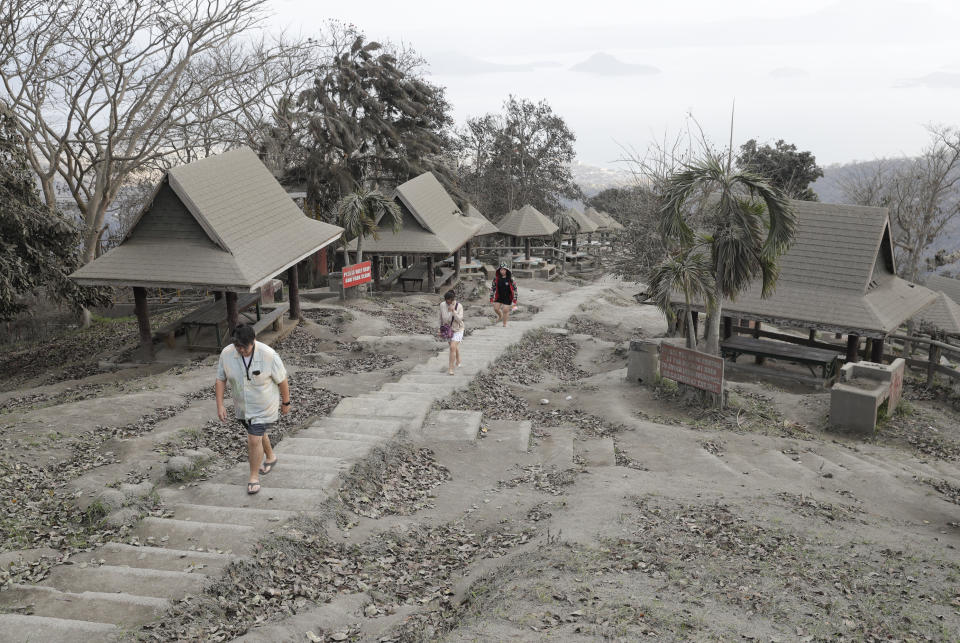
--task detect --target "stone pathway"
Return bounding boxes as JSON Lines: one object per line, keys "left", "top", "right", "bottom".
{"left": 0, "top": 282, "right": 610, "bottom": 642}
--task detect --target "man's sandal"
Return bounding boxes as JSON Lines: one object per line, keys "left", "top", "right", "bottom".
{"left": 247, "top": 481, "right": 261, "bottom": 495}
{"left": 259, "top": 458, "right": 278, "bottom": 475}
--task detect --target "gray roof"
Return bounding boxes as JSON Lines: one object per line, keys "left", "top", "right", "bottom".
{"left": 565, "top": 208, "right": 599, "bottom": 234}
{"left": 465, "top": 203, "right": 500, "bottom": 236}
{"left": 71, "top": 148, "right": 343, "bottom": 291}
{"left": 600, "top": 210, "right": 625, "bottom": 231}
{"left": 669, "top": 200, "right": 936, "bottom": 337}
{"left": 348, "top": 172, "right": 479, "bottom": 255}
{"left": 497, "top": 204, "right": 559, "bottom": 237}
{"left": 923, "top": 274, "right": 960, "bottom": 304}
{"left": 583, "top": 207, "right": 610, "bottom": 231}
{"left": 915, "top": 291, "right": 960, "bottom": 335}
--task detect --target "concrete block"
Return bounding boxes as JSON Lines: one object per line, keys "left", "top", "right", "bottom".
{"left": 419, "top": 410, "right": 482, "bottom": 441}
{"left": 575, "top": 437, "right": 617, "bottom": 467}
{"left": 41, "top": 564, "right": 208, "bottom": 599}
{"left": 0, "top": 614, "right": 119, "bottom": 643}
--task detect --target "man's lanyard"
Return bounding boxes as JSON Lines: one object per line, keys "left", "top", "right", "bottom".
{"left": 241, "top": 344, "right": 255, "bottom": 381}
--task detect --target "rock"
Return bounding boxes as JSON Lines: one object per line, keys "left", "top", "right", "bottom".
{"left": 104, "top": 506, "right": 142, "bottom": 527}
{"left": 93, "top": 488, "right": 126, "bottom": 512}
{"left": 119, "top": 481, "right": 153, "bottom": 501}
{"left": 539, "top": 399, "right": 550, "bottom": 405}
{"left": 364, "top": 604, "right": 379, "bottom": 617}
{"left": 544, "top": 327, "right": 568, "bottom": 335}
{"left": 182, "top": 448, "right": 213, "bottom": 463}
{"left": 166, "top": 455, "right": 195, "bottom": 476}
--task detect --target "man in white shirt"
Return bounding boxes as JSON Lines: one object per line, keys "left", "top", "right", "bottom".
{"left": 215, "top": 324, "right": 291, "bottom": 494}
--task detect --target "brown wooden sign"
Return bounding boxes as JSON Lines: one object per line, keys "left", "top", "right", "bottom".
{"left": 660, "top": 343, "right": 724, "bottom": 395}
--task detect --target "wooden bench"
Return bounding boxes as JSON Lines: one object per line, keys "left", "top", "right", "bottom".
{"left": 182, "top": 292, "right": 260, "bottom": 351}
{"left": 721, "top": 335, "right": 842, "bottom": 380}
{"left": 251, "top": 302, "right": 290, "bottom": 335}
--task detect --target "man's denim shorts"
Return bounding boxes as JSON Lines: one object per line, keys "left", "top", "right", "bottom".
{"left": 240, "top": 420, "right": 274, "bottom": 436}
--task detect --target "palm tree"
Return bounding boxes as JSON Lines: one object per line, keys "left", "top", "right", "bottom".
{"left": 335, "top": 187, "right": 402, "bottom": 265}
{"left": 660, "top": 152, "right": 796, "bottom": 354}
{"left": 648, "top": 247, "right": 716, "bottom": 349}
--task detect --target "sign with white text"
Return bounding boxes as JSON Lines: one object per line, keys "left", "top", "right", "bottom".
{"left": 342, "top": 261, "right": 372, "bottom": 288}
{"left": 660, "top": 343, "right": 724, "bottom": 395}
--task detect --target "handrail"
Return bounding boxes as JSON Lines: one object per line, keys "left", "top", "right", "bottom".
{"left": 888, "top": 333, "right": 960, "bottom": 354}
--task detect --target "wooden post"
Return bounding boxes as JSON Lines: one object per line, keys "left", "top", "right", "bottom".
{"left": 453, "top": 250, "right": 460, "bottom": 278}
{"left": 691, "top": 311, "right": 699, "bottom": 338}
{"left": 214, "top": 291, "right": 223, "bottom": 301}
{"left": 927, "top": 342, "right": 940, "bottom": 386}
{"left": 723, "top": 316, "right": 732, "bottom": 339}
{"left": 318, "top": 247, "right": 329, "bottom": 276}
{"left": 846, "top": 334, "right": 860, "bottom": 363}
{"left": 133, "top": 286, "right": 154, "bottom": 361}
{"left": 225, "top": 292, "right": 239, "bottom": 333}
{"left": 402, "top": 255, "right": 409, "bottom": 269}
{"left": 524, "top": 237, "right": 531, "bottom": 260}
{"left": 871, "top": 336, "right": 885, "bottom": 362}
{"left": 427, "top": 256, "right": 436, "bottom": 292}
{"left": 808, "top": 329, "right": 816, "bottom": 344}
{"left": 465, "top": 241, "right": 472, "bottom": 264}
{"left": 572, "top": 235, "right": 578, "bottom": 254}
{"left": 753, "top": 320, "right": 765, "bottom": 364}
{"left": 287, "top": 265, "right": 301, "bottom": 320}
{"left": 372, "top": 255, "right": 381, "bottom": 290}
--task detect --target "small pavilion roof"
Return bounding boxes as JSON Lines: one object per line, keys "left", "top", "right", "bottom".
{"left": 600, "top": 210, "right": 625, "bottom": 231}
{"left": 465, "top": 203, "right": 499, "bottom": 236}
{"left": 497, "top": 204, "right": 559, "bottom": 238}
{"left": 346, "top": 172, "right": 479, "bottom": 255}
{"left": 923, "top": 274, "right": 960, "bottom": 304}
{"left": 915, "top": 291, "right": 960, "bottom": 335}
{"left": 667, "top": 200, "right": 936, "bottom": 338}
{"left": 70, "top": 148, "right": 343, "bottom": 292}
{"left": 565, "top": 208, "right": 599, "bottom": 234}
{"left": 583, "top": 207, "right": 610, "bottom": 231}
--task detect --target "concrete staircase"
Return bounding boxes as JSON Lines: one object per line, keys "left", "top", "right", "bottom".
{"left": 0, "top": 283, "right": 609, "bottom": 642}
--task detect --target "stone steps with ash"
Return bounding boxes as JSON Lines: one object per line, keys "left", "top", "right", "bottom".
{"left": 0, "top": 584, "right": 169, "bottom": 628}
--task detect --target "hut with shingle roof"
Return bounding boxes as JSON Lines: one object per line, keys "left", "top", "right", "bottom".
{"left": 345, "top": 172, "right": 480, "bottom": 292}
{"left": 667, "top": 200, "right": 936, "bottom": 364}
{"left": 563, "top": 207, "right": 599, "bottom": 255}
{"left": 462, "top": 203, "right": 498, "bottom": 265}
{"left": 70, "top": 148, "right": 343, "bottom": 359}
{"left": 914, "top": 274, "right": 960, "bottom": 336}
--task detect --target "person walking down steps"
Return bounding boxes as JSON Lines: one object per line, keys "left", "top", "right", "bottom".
{"left": 439, "top": 289, "right": 465, "bottom": 375}
{"left": 215, "top": 324, "right": 291, "bottom": 495}
{"left": 490, "top": 263, "right": 518, "bottom": 327}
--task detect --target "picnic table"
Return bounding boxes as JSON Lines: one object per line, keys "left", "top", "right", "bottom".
{"left": 182, "top": 292, "right": 261, "bottom": 350}
{"left": 398, "top": 264, "right": 428, "bottom": 292}
{"left": 721, "top": 335, "right": 843, "bottom": 380}
{"left": 512, "top": 256, "right": 543, "bottom": 268}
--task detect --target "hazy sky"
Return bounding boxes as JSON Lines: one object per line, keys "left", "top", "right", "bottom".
{"left": 269, "top": 0, "right": 960, "bottom": 169}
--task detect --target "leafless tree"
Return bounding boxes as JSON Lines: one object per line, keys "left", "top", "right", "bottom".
{"left": 0, "top": 0, "right": 313, "bottom": 275}
{"left": 840, "top": 126, "right": 960, "bottom": 281}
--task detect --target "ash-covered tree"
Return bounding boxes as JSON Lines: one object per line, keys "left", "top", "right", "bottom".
{"left": 297, "top": 32, "right": 456, "bottom": 219}
{"left": 457, "top": 96, "right": 581, "bottom": 218}
{"left": 736, "top": 139, "right": 823, "bottom": 201}
{"left": 0, "top": 107, "right": 109, "bottom": 320}
{"left": 587, "top": 184, "right": 666, "bottom": 278}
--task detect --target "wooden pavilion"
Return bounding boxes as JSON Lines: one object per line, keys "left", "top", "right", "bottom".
{"left": 563, "top": 207, "right": 599, "bottom": 255}
{"left": 496, "top": 204, "right": 560, "bottom": 260}
{"left": 345, "top": 171, "right": 480, "bottom": 292}
{"left": 70, "top": 148, "right": 343, "bottom": 359}
{"left": 914, "top": 274, "right": 960, "bottom": 337}
{"left": 665, "top": 200, "right": 936, "bottom": 373}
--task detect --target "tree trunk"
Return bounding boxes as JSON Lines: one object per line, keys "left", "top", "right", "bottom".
{"left": 133, "top": 286, "right": 154, "bottom": 361}
{"left": 684, "top": 308, "right": 696, "bottom": 349}
{"left": 705, "top": 282, "right": 723, "bottom": 354}
{"left": 465, "top": 241, "right": 472, "bottom": 264}
{"left": 355, "top": 236, "right": 363, "bottom": 266}
{"left": 427, "top": 256, "right": 436, "bottom": 292}
{"left": 287, "top": 265, "right": 301, "bottom": 320}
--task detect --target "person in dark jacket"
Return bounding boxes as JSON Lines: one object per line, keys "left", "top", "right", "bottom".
{"left": 489, "top": 264, "right": 517, "bottom": 327}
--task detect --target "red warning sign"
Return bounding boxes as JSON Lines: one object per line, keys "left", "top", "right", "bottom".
{"left": 342, "top": 261, "right": 372, "bottom": 288}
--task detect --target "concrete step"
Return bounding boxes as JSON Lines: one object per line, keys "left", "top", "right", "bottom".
{"left": 92, "top": 542, "right": 236, "bottom": 573}
{"left": 276, "top": 437, "right": 375, "bottom": 459}
{"left": 261, "top": 453, "right": 351, "bottom": 468}
{"left": 158, "top": 483, "right": 329, "bottom": 512}
{"left": 132, "top": 517, "right": 256, "bottom": 552}
{"left": 296, "top": 428, "right": 386, "bottom": 443}
{"left": 534, "top": 427, "right": 575, "bottom": 468}
{"left": 0, "top": 614, "right": 119, "bottom": 643}
{"left": 484, "top": 419, "right": 532, "bottom": 452}
{"left": 210, "top": 462, "right": 339, "bottom": 490}
{"left": 40, "top": 564, "right": 208, "bottom": 599}
{"left": 417, "top": 410, "right": 482, "bottom": 441}
{"left": 380, "top": 382, "right": 461, "bottom": 397}
{"left": 574, "top": 437, "right": 617, "bottom": 467}
{"left": 0, "top": 583, "right": 169, "bottom": 628}
{"left": 400, "top": 373, "right": 471, "bottom": 386}
{"left": 309, "top": 417, "right": 405, "bottom": 437}
{"left": 169, "top": 503, "right": 299, "bottom": 528}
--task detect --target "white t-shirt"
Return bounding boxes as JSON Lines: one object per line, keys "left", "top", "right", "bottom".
{"left": 216, "top": 340, "right": 288, "bottom": 424}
